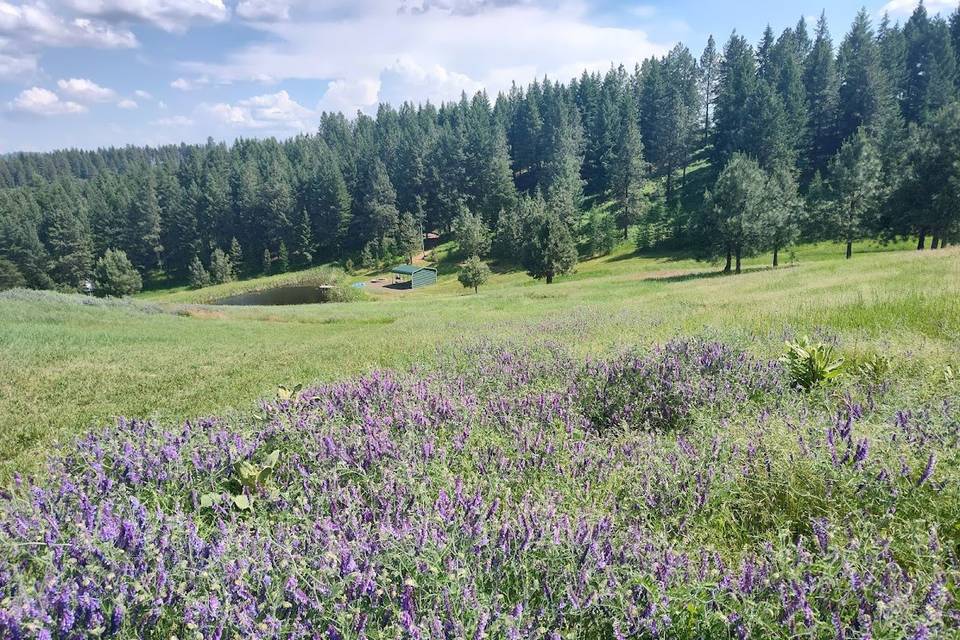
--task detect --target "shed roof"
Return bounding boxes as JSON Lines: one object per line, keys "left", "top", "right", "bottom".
{"left": 391, "top": 264, "right": 437, "bottom": 275}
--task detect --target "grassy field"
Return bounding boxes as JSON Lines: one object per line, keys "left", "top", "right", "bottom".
{"left": 0, "top": 239, "right": 957, "bottom": 477}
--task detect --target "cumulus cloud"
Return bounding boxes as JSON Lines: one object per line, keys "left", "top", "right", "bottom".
{"left": 60, "top": 0, "right": 228, "bottom": 32}
{"left": 117, "top": 98, "right": 138, "bottom": 109}
{"left": 199, "top": 90, "right": 314, "bottom": 130}
{"left": 185, "top": 0, "right": 669, "bottom": 114}
{"left": 57, "top": 77, "right": 117, "bottom": 102}
{"left": 134, "top": 89, "right": 152, "bottom": 100}
{"left": 0, "top": 2, "right": 137, "bottom": 48}
{"left": 9, "top": 87, "right": 87, "bottom": 116}
{"left": 235, "top": 0, "right": 293, "bottom": 21}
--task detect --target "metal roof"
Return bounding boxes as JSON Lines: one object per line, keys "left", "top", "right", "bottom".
{"left": 390, "top": 264, "right": 437, "bottom": 275}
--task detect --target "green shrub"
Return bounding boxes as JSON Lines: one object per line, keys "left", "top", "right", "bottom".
{"left": 93, "top": 249, "right": 142, "bottom": 297}
{"left": 780, "top": 336, "right": 845, "bottom": 391}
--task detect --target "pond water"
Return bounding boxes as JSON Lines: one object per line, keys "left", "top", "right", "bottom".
{"left": 212, "top": 285, "right": 335, "bottom": 306}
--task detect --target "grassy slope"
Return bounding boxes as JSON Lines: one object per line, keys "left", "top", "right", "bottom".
{"left": 1, "top": 240, "right": 958, "bottom": 477}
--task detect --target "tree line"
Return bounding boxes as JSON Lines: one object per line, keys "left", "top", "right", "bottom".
{"left": 1, "top": 3, "right": 959, "bottom": 293}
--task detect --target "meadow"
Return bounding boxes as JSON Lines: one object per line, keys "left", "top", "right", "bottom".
{"left": 1, "top": 242, "right": 959, "bottom": 638}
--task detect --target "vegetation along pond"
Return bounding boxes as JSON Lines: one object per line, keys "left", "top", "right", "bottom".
{"left": 212, "top": 285, "right": 336, "bottom": 306}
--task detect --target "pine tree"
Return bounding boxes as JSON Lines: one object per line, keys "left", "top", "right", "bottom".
{"left": 699, "top": 35, "right": 721, "bottom": 143}
{"left": 93, "top": 249, "right": 142, "bottom": 296}
{"left": 744, "top": 80, "right": 794, "bottom": 170}
{"left": 277, "top": 241, "right": 290, "bottom": 273}
{"left": 262, "top": 248, "right": 272, "bottom": 275}
{"left": 826, "top": 129, "right": 883, "bottom": 258}
{"left": 46, "top": 208, "right": 94, "bottom": 290}
{"left": 453, "top": 207, "right": 491, "bottom": 258}
{"left": 0, "top": 258, "right": 26, "bottom": 291}
{"left": 764, "top": 166, "right": 803, "bottom": 266}
{"left": 803, "top": 13, "right": 840, "bottom": 179}
{"left": 396, "top": 211, "right": 422, "bottom": 264}
{"left": 836, "top": 10, "right": 887, "bottom": 143}
{"left": 208, "top": 248, "right": 234, "bottom": 284}
{"left": 714, "top": 34, "right": 758, "bottom": 166}
{"left": 188, "top": 255, "right": 210, "bottom": 289}
{"left": 587, "top": 209, "right": 619, "bottom": 256}
{"left": 229, "top": 237, "right": 243, "bottom": 275}
{"left": 127, "top": 170, "right": 163, "bottom": 273}
{"left": 700, "top": 154, "right": 767, "bottom": 273}
{"left": 292, "top": 209, "right": 315, "bottom": 268}
{"left": 902, "top": 4, "right": 958, "bottom": 123}
{"left": 522, "top": 205, "right": 578, "bottom": 284}
{"left": 611, "top": 94, "right": 648, "bottom": 237}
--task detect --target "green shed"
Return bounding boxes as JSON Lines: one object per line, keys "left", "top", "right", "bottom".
{"left": 390, "top": 264, "right": 438, "bottom": 289}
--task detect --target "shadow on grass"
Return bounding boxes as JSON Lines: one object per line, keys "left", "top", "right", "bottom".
{"left": 646, "top": 263, "right": 798, "bottom": 283}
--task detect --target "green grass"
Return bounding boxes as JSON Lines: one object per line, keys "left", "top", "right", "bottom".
{"left": 1, "top": 240, "right": 957, "bottom": 477}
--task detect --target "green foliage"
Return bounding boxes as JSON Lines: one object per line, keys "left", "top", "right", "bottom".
{"left": 395, "top": 211, "right": 422, "bottom": 263}
{"left": 261, "top": 248, "right": 272, "bottom": 275}
{"left": 587, "top": 209, "right": 619, "bottom": 257}
{"left": 93, "top": 249, "right": 142, "bottom": 297}
{"left": 277, "top": 241, "right": 290, "bottom": 273}
{"left": 780, "top": 336, "right": 846, "bottom": 391}
{"left": 208, "top": 248, "right": 235, "bottom": 285}
{"left": 452, "top": 207, "right": 491, "bottom": 258}
{"left": 522, "top": 207, "right": 578, "bottom": 284}
{"left": 188, "top": 255, "right": 210, "bottom": 289}
{"left": 457, "top": 256, "right": 491, "bottom": 293}
{"left": 826, "top": 128, "right": 883, "bottom": 257}
{"left": 0, "top": 257, "right": 26, "bottom": 291}
{"left": 200, "top": 449, "right": 281, "bottom": 512}
{"left": 700, "top": 153, "right": 767, "bottom": 272}
{"left": 228, "top": 237, "right": 244, "bottom": 275}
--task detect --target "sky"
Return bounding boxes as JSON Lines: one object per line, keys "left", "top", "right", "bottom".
{"left": 0, "top": 0, "right": 955, "bottom": 153}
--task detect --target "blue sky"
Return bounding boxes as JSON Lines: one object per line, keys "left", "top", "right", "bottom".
{"left": 0, "top": 0, "right": 954, "bottom": 153}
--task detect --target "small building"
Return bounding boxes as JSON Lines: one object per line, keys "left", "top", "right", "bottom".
{"left": 390, "top": 264, "right": 437, "bottom": 289}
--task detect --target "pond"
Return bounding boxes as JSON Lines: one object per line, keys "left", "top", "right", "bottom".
{"left": 212, "top": 285, "right": 336, "bottom": 306}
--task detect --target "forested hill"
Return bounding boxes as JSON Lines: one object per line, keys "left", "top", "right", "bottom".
{"left": 1, "top": 5, "right": 959, "bottom": 293}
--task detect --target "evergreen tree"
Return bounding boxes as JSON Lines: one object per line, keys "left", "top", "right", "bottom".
{"left": 764, "top": 166, "right": 803, "bottom": 266}
{"left": 229, "top": 237, "right": 243, "bottom": 275}
{"left": 453, "top": 207, "right": 492, "bottom": 258}
{"left": 277, "top": 241, "right": 290, "bottom": 273}
{"left": 457, "top": 256, "right": 491, "bottom": 294}
{"left": 610, "top": 95, "right": 648, "bottom": 237}
{"left": 127, "top": 170, "right": 163, "bottom": 273}
{"left": 803, "top": 13, "right": 840, "bottom": 179}
{"left": 522, "top": 206, "right": 578, "bottom": 284}
{"left": 714, "top": 34, "right": 758, "bottom": 166}
{"left": 46, "top": 208, "right": 94, "bottom": 290}
{"left": 836, "top": 10, "right": 887, "bottom": 143}
{"left": 396, "top": 211, "right": 422, "bottom": 264}
{"left": 700, "top": 153, "right": 767, "bottom": 273}
{"left": 744, "top": 80, "right": 794, "bottom": 170}
{"left": 94, "top": 249, "right": 142, "bottom": 296}
{"left": 539, "top": 86, "right": 585, "bottom": 227}
{"left": 188, "top": 255, "right": 210, "bottom": 289}
{"left": 262, "top": 248, "right": 272, "bottom": 275}
{"left": 292, "top": 209, "right": 315, "bottom": 268}
{"left": 902, "top": 7, "right": 957, "bottom": 123}
{"left": 208, "top": 248, "right": 234, "bottom": 285}
{"left": 0, "top": 258, "right": 26, "bottom": 291}
{"left": 699, "top": 35, "right": 721, "bottom": 143}
{"left": 587, "top": 209, "right": 619, "bottom": 257}
{"left": 826, "top": 129, "right": 883, "bottom": 258}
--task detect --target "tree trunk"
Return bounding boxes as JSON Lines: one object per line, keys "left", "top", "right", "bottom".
{"left": 931, "top": 235, "right": 940, "bottom": 250}
{"left": 724, "top": 249, "right": 731, "bottom": 273}
{"left": 474, "top": 286, "right": 478, "bottom": 294}
{"left": 917, "top": 231, "right": 926, "bottom": 250}
{"left": 665, "top": 170, "right": 673, "bottom": 203}
{"left": 773, "top": 247, "right": 779, "bottom": 267}
{"left": 682, "top": 163, "right": 688, "bottom": 193}
{"left": 546, "top": 272, "right": 553, "bottom": 285}
{"left": 735, "top": 247, "right": 742, "bottom": 274}
{"left": 846, "top": 241, "right": 852, "bottom": 259}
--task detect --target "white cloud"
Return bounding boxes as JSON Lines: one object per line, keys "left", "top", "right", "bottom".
{"left": 61, "top": 0, "right": 228, "bottom": 32}
{"left": 9, "top": 87, "right": 87, "bottom": 116}
{"left": 117, "top": 98, "right": 138, "bottom": 109}
{"left": 0, "top": 52, "right": 38, "bottom": 79}
{"left": 152, "top": 115, "right": 194, "bottom": 126}
{"left": 185, "top": 0, "right": 669, "bottom": 114}
{"left": 134, "top": 89, "right": 152, "bottom": 99}
{"left": 170, "top": 76, "right": 212, "bottom": 91}
{"left": 879, "top": 0, "right": 957, "bottom": 15}
{"left": 57, "top": 77, "right": 116, "bottom": 102}
{"left": 0, "top": 2, "right": 137, "bottom": 48}
{"left": 235, "top": 0, "right": 293, "bottom": 21}
{"left": 318, "top": 77, "right": 382, "bottom": 113}
{"left": 199, "top": 90, "right": 314, "bottom": 130}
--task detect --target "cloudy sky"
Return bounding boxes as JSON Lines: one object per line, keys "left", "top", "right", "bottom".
{"left": 0, "top": 0, "right": 954, "bottom": 152}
